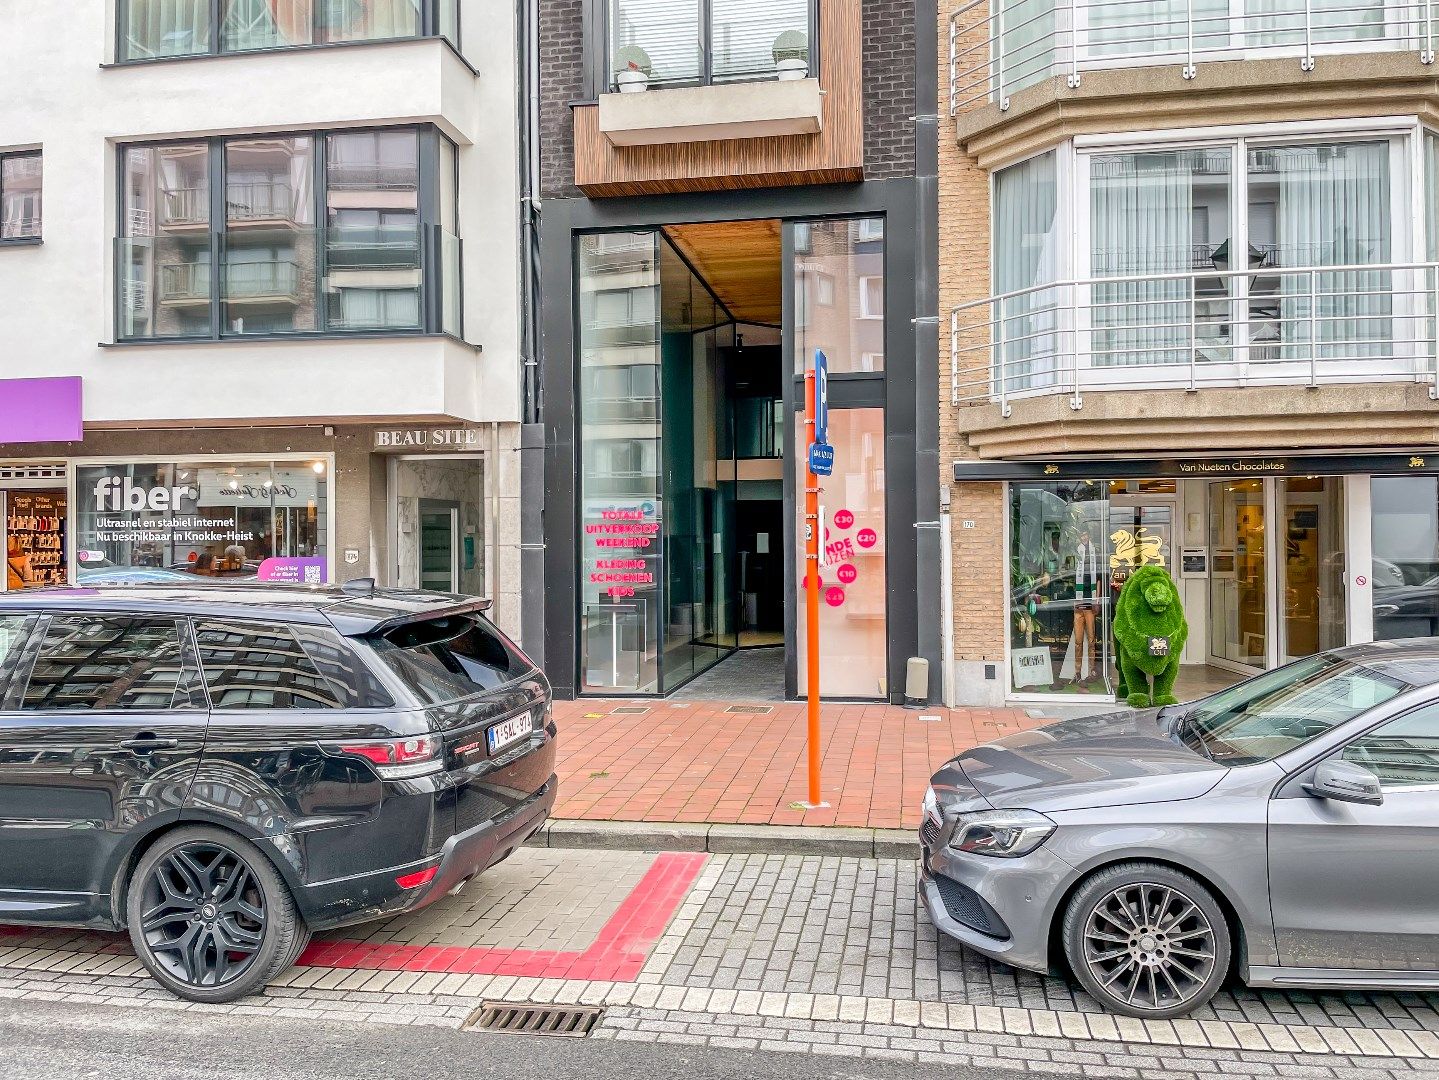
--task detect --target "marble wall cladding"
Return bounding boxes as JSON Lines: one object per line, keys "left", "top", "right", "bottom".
{"left": 394, "top": 458, "right": 486, "bottom": 597}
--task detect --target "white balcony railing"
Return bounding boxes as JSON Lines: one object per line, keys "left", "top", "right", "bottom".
{"left": 951, "top": 260, "right": 1439, "bottom": 413}
{"left": 948, "top": 0, "right": 1437, "bottom": 114}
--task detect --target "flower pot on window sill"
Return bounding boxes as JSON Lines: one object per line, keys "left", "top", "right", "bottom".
{"left": 775, "top": 58, "right": 809, "bottom": 81}
{"left": 617, "top": 69, "right": 650, "bottom": 93}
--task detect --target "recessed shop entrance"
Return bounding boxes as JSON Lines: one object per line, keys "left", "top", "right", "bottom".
{"left": 575, "top": 215, "right": 889, "bottom": 700}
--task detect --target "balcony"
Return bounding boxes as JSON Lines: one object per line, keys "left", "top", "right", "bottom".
{"left": 573, "top": 0, "right": 862, "bottom": 195}
{"left": 951, "top": 260, "right": 1439, "bottom": 414}
{"left": 949, "top": 0, "right": 1436, "bottom": 115}
{"left": 226, "top": 182, "right": 298, "bottom": 223}
{"left": 159, "top": 260, "right": 302, "bottom": 305}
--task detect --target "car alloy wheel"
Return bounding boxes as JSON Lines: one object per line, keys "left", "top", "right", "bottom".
{"left": 137, "top": 841, "right": 268, "bottom": 988}
{"left": 1080, "top": 881, "right": 1218, "bottom": 1013}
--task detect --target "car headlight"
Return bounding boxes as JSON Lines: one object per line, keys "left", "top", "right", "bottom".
{"left": 948, "top": 809, "right": 1056, "bottom": 859}
{"left": 922, "top": 785, "right": 938, "bottom": 818}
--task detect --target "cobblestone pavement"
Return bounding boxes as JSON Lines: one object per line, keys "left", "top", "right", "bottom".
{"left": 2, "top": 848, "right": 1438, "bottom": 1079}
{"left": 552, "top": 698, "right": 1048, "bottom": 829}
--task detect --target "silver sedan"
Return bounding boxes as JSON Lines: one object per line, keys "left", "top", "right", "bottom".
{"left": 920, "top": 640, "right": 1439, "bottom": 1018}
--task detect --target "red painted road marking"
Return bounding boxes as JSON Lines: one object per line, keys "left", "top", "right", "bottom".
{"left": 296, "top": 851, "right": 706, "bottom": 982}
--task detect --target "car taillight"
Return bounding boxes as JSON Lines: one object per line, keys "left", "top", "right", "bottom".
{"left": 395, "top": 866, "right": 440, "bottom": 890}
{"left": 337, "top": 735, "right": 441, "bottom": 779}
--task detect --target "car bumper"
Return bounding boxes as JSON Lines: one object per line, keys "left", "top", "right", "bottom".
{"left": 919, "top": 836, "right": 1075, "bottom": 975}
{"left": 292, "top": 775, "right": 557, "bottom": 931}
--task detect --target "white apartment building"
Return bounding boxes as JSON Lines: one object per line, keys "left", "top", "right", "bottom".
{"left": 0, "top": 0, "right": 529, "bottom": 636}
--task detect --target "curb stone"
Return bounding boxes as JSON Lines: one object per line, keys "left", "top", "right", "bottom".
{"left": 529, "top": 820, "right": 919, "bottom": 859}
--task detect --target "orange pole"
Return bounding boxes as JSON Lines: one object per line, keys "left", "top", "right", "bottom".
{"left": 804, "top": 368, "right": 822, "bottom": 807}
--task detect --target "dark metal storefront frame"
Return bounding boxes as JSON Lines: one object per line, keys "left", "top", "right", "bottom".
{"left": 535, "top": 178, "right": 934, "bottom": 701}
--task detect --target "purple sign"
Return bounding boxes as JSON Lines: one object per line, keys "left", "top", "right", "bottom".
{"left": 0, "top": 377, "right": 82, "bottom": 445}
{"left": 256, "top": 557, "right": 328, "bottom": 585}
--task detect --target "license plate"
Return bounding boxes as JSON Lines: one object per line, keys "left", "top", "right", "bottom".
{"left": 486, "top": 711, "right": 535, "bottom": 754}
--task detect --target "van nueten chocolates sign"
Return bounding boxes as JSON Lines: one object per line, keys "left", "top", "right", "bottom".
{"left": 954, "top": 452, "right": 1439, "bottom": 482}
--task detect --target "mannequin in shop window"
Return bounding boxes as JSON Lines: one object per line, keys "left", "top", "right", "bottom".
{"left": 6, "top": 536, "right": 34, "bottom": 591}
{"left": 1063, "top": 527, "right": 1101, "bottom": 691}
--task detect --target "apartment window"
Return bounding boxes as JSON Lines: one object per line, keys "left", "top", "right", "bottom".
{"left": 120, "top": 0, "right": 456, "bottom": 61}
{"left": 1, "top": 152, "right": 42, "bottom": 242}
{"left": 117, "top": 126, "right": 460, "bottom": 341}
{"left": 606, "top": 0, "right": 815, "bottom": 90}
{"left": 988, "top": 130, "right": 1404, "bottom": 383}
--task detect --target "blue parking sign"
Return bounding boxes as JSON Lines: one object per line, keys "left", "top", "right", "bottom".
{"left": 809, "top": 441, "right": 835, "bottom": 476}
{"left": 813, "top": 349, "right": 828, "bottom": 446}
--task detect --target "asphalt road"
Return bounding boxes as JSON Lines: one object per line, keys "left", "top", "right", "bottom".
{"left": 0, "top": 997, "right": 1068, "bottom": 1080}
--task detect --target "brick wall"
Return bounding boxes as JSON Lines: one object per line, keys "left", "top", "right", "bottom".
{"left": 539, "top": 0, "right": 583, "bottom": 200}
{"left": 936, "top": 6, "right": 1007, "bottom": 675}
{"left": 862, "top": 0, "right": 917, "bottom": 179}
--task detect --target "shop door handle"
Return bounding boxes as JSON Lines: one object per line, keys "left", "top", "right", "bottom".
{"left": 118, "top": 735, "right": 180, "bottom": 753}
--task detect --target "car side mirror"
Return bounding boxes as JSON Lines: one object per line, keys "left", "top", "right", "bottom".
{"left": 1303, "top": 759, "right": 1384, "bottom": 806}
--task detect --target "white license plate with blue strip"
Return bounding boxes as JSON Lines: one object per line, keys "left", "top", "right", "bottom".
{"left": 486, "top": 711, "right": 535, "bottom": 754}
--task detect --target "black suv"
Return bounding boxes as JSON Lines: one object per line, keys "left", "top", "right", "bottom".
{"left": 0, "top": 585, "right": 557, "bottom": 1002}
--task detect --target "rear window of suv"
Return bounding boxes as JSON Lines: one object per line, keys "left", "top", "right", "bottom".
{"left": 365, "top": 615, "right": 534, "bottom": 704}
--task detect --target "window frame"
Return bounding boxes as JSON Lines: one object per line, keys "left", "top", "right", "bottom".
{"left": 11, "top": 613, "right": 206, "bottom": 714}
{"left": 0, "top": 149, "right": 43, "bottom": 246}
{"left": 989, "top": 118, "right": 1422, "bottom": 392}
{"left": 594, "top": 0, "right": 820, "bottom": 95}
{"left": 116, "top": 0, "right": 461, "bottom": 64}
{"left": 192, "top": 617, "right": 350, "bottom": 713}
{"left": 1337, "top": 699, "right": 1439, "bottom": 792}
{"left": 114, "top": 124, "right": 461, "bottom": 344}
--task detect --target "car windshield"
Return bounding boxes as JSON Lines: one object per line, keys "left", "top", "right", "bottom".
{"left": 1177, "top": 653, "right": 1410, "bottom": 766}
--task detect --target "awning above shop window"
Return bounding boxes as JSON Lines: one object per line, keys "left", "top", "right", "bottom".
{"left": 0, "top": 377, "right": 82, "bottom": 444}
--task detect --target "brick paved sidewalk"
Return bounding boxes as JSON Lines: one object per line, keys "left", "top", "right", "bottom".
{"left": 551, "top": 699, "right": 1050, "bottom": 830}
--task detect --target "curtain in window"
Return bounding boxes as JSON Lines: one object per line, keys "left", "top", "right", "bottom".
{"left": 993, "top": 150, "right": 1059, "bottom": 390}
{"left": 1261, "top": 142, "right": 1391, "bottom": 363}
{"left": 223, "top": 0, "right": 313, "bottom": 50}
{"left": 320, "top": 0, "right": 420, "bottom": 42}
{"left": 996, "top": 0, "right": 1056, "bottom": 101}
{"left": 1246, "top": 0, "right": 1385, "bottom": 48}
{"left": 126, "top": 0, "right": 211, "bottom": 58}
{"left": 1089, "top": 151, "right": 1195, "bottom": 368}
{"left": 1087, "top": 0, "right": 1228, "bottom": 57}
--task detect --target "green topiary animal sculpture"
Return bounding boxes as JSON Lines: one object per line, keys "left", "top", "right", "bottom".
{"left": 1112, "top": 564, "right": 1188, "bottom": 709}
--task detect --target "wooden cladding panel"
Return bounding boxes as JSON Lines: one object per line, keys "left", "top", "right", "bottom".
{"left": 574, "top": 0, "right": 864, "bottom": 196}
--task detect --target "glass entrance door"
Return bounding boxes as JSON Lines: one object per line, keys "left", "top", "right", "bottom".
{"left": 1208, "top": 476, "right": 1346, "bottom": 670}
{"left": 1208, "top": 479, "right": 1268, "bottom": 670}
{"left": 419, "top": 500, "right": 458, "bottom": 593}
{"left": 1279, "top": 476, "right": 1346, "bottom": 662}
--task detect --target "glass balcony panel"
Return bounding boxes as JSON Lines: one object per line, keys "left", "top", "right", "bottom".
{"left": 317, "top": 0, "right": 422, "bottom": 42}
{"left": 222, "top": 227, "right": 317, "bottom": 335}
{"left": 441, "top": 230, "right": 462, "bottom": 337}
{"left": 222, "top": 0, "right": 314, "bottom": 50}
{"left": 124, "top": 0, "right": 211, "bottom": 60}
{"left": 438, "top": 0, "right": 459, "bottom": 42}
{"left": 117, "top": 237, "right": 213, "bottom": 340}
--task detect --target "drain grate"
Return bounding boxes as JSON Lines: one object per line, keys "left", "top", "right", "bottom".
{"left": 611, "top": 706, "right": 650, "bottom": 715}
{"left": 464, "top": 1002, "right": 604, "bottom": 1038}
{"left": 724, "top": 704, "right": 773, "bottom": 715}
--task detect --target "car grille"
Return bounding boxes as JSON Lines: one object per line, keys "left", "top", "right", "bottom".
{"left": 919, "top": 815, "right": 943, "bottom": 850}
{"left": 933, "top": 874, "right": 1011, "bottom": 940}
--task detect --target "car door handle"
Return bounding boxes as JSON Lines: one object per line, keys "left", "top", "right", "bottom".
{"left": 118, "top": 736, "right": 180, "bottom": 753}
